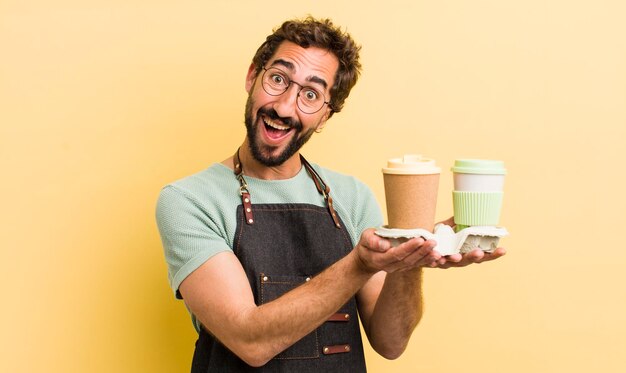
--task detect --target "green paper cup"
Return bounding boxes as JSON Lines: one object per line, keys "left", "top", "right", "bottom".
{"left": 451, "top": 159, "right": 506, "bottom": 230}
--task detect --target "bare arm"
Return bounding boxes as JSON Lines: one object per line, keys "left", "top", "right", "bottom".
{"left": 179, "top": 229, "right": 433, "bottom": 367}
{"left": 357, "top": 224, "right": 507, "bottom": 359}
{"left": 357, "top": 237, "right": 439, "bottom": 359}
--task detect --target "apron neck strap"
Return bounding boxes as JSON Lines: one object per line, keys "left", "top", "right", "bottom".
{"left": 300, "top": 155, "right": 342, "bottom": 228}
{"left": 233, "top": 148, "right": 254, "bottom": 225}
{"left": 233, "top": 148, "right": 341, "bottom": 229}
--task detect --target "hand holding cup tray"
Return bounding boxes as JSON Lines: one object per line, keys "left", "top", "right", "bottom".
{"left": 376, "top": 155, "right": 508, "bottom": 255}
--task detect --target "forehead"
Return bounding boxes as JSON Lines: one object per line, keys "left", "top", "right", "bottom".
{"left": 267, "top": 41, "right": 339, "bottom": 88}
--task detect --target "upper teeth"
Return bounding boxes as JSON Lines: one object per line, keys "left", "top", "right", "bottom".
{"left": 264, "top": 118, "right": 290, "bottom": 131}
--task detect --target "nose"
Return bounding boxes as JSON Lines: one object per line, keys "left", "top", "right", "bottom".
{"left": 272, "top": 83, "right": 299, "bottom": 118}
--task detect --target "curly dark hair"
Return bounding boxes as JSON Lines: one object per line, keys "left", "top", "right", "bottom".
{"left": 251, "top": 16, "right": 362, "bottom": 117}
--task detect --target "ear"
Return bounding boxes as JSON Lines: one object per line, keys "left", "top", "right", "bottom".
{"left": 320, "top": 105, "right": 333, "bottom": 123}
{"left": 315, "top": 109, "right": 331, "bottom": 132}
{"left": 245, "top": 63, "right": 257, "bottom": 93}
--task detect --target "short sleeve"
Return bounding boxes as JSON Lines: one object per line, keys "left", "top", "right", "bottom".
{"left": 156, "top": 185, "right": 232, "bottom": 298}
{"left": 352, "top": 180, "right": 384, "bottom": 237}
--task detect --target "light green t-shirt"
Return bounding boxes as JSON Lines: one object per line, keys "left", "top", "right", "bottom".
{"left": 156, "top": 162, "right": 383, "bottom": 299}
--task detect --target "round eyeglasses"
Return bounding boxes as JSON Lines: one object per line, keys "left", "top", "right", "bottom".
{"left": 261, "top": 67, "right": 332, "bottom": 114}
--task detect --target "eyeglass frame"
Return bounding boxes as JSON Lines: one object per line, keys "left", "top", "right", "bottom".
{"left": 260, "top": 66, "right": 333, "bottom": 114}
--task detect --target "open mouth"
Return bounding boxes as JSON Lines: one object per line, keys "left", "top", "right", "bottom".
{"left": 262, "top": 116, "right": 294, "bottom": 142}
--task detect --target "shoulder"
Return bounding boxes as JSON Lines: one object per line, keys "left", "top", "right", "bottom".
{"left": 308, "top": 162, "right": 383, "bottom": 243}
{"left": 156, "top": 163, "right": 241, "bottom": 225}
{"left": 311, "top": 164, "right": 372, "bottom": 195}
{"left": 167, "top": 163, "right": 235, "bottom": 193}
{"left": 308, "top": 162, "right": 379, "bottom": 214}
{"left": 158, "top": 164, "right": 236, "bottom": 202}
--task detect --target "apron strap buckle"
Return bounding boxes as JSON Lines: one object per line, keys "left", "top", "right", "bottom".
{"left": 234, "top": 148, "right": 254, "bottom": 224}
{"left": 241, "top": 191, "right": 254, "bottom": 225}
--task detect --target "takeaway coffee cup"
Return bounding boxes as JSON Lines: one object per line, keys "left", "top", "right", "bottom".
{"left": 382, "top": 155, "right": 441, "bottom": 231}
{"left": 451, "top": 159, "right": 506, "bottom": 230}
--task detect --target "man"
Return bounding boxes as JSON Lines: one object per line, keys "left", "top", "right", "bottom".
{"left": 156, "top": 17, "right": 505, "bottom": 372}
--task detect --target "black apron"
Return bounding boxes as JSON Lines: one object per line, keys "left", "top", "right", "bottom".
{"left": 190, "top": 153, "right": 367, "bottom": 372}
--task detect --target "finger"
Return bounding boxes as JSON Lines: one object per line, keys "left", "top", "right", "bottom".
{"left": 362, "top": 230, "right": 390, "bottom": 252}
{"left": 436, "top": 258, "right": 460, "bottom": 269}
{"left": 437, "top": 247, "right": 507, "bottom": 268}
{"left": 393, "top": 238, "right": 438, "bottom": 267}
{"left": 386, "top": 237, "right": 427, "bottom": 260}
{"left": 431, "top": 254, "right": 461, "bottom": 269}
{"left": 465, "top": 249, "right": 485, "bottom": 262}
{"left": 373, "top": 238, "right": 434, "bottom": 271}
{"left": 401, "top": 246, "right": 440, "bottom": 267}
{"left": 474, "top": 247, "right": 507, "bottom": 263}
{"left": 375, "top": 237, "right": 391, "bottom": 252}
{"left": 422, "top": 238, "right": 438, "bottom": 249}
{"left": 433, "top": 251, "right": 477, "bottom": 268}
{"left": 430, "top": 256, "right": 449, "bottom": 268}
{"left": 445, "top": 254, "right": 463, "bottom": 263}
{"left": 388, "top": 246, "right": 440, "bottom": 272}
{"left": 451, "top": 249, "right": 485, "bottom": 267}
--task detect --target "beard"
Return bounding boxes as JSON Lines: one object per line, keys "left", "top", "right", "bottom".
{"left": 244, "top": 96, "right": 316, "bottom": 167}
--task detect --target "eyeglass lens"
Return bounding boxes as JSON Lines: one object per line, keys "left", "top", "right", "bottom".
{"left": 262, "top": 67, "right": 327, "bottom": 114}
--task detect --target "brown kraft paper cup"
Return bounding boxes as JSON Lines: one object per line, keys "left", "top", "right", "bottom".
{"left": 384, "top": 173, "right": 440, "bottom": 231}
{"left": 382, "top": 155, "right": 441, "bottom": 232}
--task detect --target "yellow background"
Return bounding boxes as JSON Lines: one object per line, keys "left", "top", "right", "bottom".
{"left": 2, "top": 0, "right": 625, "bottom": 372}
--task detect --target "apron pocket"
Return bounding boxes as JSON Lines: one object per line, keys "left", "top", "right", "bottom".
{"left": 259, "top": 274, "right": 320, "bottom": 360}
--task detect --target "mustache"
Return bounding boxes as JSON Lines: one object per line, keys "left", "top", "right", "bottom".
{"left": 258, "top": 107, "right": 302, "bottom": 131}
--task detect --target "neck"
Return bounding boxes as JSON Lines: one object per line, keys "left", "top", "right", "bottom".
{"left": 236, "top": 141, "right": 302, "bottom": 180}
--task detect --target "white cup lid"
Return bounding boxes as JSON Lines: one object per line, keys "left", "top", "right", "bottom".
{"left": 382, "top": 154, "right": 441, "bottom": 175}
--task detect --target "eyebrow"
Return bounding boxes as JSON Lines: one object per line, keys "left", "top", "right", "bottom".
{"left": 270, "top": 59, "right": 329, "bottom": 90}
